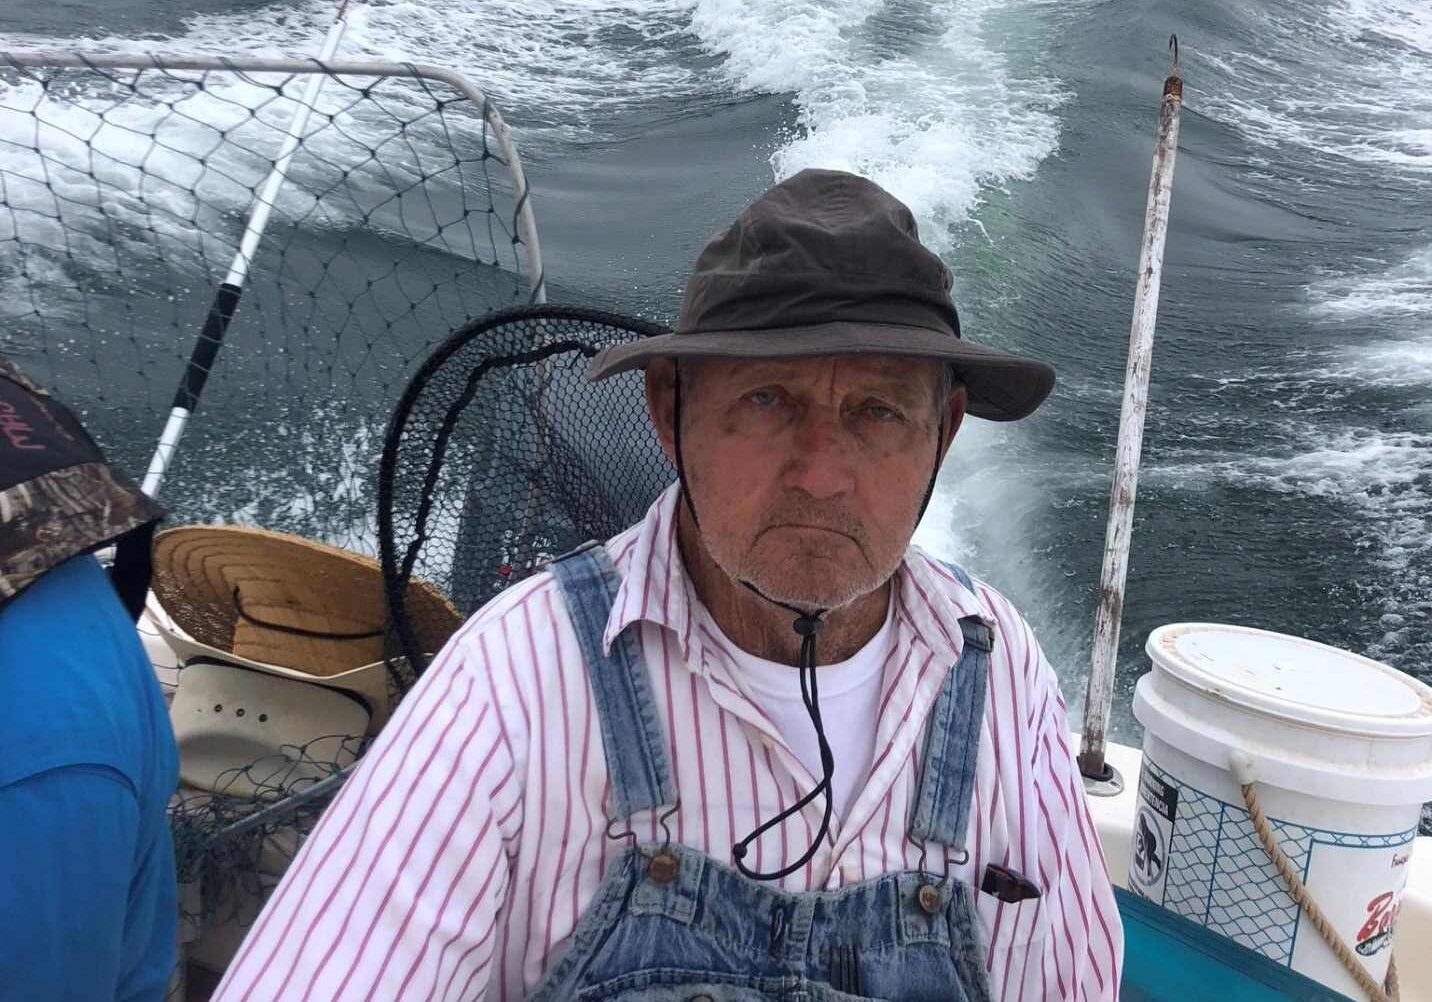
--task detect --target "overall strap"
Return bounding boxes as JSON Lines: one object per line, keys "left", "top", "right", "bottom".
{"left": 550, "top": 544, "right": 678, "bottom": 819}
{"left": 907, "top": 561, "right": 994, "bottom": 850}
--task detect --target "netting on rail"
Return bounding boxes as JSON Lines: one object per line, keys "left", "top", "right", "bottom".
{"left": 163, "top": 734, "right": 364, "bottom": 997}
{"left": 170, "top": 734, "right": 364, "bottom": 931}
{"left": 0, "top": 55, "right": 539, "bottom": 554}
{"left": 379, "top": 305, "right": 677, "bottom": 676}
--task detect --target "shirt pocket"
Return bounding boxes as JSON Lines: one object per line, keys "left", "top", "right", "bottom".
{"left": 975, "top": 888, "right": 1051, "bottom": 973}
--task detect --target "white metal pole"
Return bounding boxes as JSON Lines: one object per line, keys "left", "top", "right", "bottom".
{"left": 141, "top": 406, "right": 191, "bottom": 495}
{"left": 140, "top": 2, "right": 352, "bottom": 497}
{"left": 222, "top": 10, "right": 348, "bottom": 289}
{"left": 1078, "top": 37, "right": 1183, "bottom": 785}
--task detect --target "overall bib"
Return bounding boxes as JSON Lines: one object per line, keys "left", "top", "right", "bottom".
{"left": 532, "top": 546, "right": 997, "bottom": 1002}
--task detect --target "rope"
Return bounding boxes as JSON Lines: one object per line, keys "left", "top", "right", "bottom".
{"left": 1237, "top": 775, "right": 1399, "bottom": 1002}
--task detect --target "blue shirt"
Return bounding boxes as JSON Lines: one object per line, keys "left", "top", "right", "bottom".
{"left": 0, "top": 555, "right": 179, "bottom": 1002}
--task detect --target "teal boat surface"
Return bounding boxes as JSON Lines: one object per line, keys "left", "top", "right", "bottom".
{"left": 1117, "top": 887, "right": 1352, "bottom": 1001}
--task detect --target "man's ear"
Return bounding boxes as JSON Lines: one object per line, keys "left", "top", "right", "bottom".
{"left": 645, "top": 358, "right": 679, "bottom": 466}
{"left": 937, "top": 383, "right": 967, "bottom": 463}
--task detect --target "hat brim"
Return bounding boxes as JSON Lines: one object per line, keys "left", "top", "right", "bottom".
{"left": 158, "top": 629, "right": 394, "bottom": 733}
{"left": 150, "top": 525, "right": 463, "bottom": 735}
{"left": 585, "top": 321, "right": 1055, "bottom": 421}
{"left": 151, "top": 525, "right": 461, "bottom": 674}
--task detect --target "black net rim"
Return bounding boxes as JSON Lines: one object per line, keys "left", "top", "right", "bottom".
{"left": 377, "top": 303, "right": 669, "bottom": 679}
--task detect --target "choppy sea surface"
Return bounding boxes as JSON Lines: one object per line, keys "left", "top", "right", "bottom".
{"left": 1, "top": 0, "right": 1428, "bottom": 743}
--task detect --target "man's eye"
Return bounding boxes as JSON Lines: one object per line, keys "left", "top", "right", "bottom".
{"left": 748, "top": 389, "right": 780, "bottom": 407}
{"left": 861, "top": 404, "right": 902, "bottom": 422}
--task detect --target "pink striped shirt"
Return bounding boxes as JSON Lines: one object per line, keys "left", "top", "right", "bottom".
{"left": 214, "top": 483, "right": 1123, "bottom": 1001}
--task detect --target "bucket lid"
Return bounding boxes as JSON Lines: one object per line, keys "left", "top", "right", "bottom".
{"left": 1147, "top": 623, "right": 1432, "bottom": 739}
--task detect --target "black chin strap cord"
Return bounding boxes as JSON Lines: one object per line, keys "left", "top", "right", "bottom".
{"left": 671, "top": 361, "right": 946, "bottom": 881}
{"left": 730, "top": 604, "right": 836, "bottom": 880}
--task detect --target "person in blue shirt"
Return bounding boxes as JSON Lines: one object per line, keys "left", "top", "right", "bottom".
{"left": 0, "top": 357, "right": 177, "bottom": 1002}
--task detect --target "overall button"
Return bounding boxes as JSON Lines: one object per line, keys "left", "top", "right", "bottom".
{"left": 647, "top": 852, "right": 680, "bottom": 884}
{"left": 917, "top": 883, "right": 943, "bottom": 914}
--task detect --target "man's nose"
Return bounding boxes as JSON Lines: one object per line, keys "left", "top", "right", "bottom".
{"left": 779, "top": 408, "right": 857, "bottom": 500}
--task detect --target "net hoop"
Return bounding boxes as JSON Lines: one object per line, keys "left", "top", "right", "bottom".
{"left": 378, "top": 303, "right": 669, "bottom": 678}
{"left": 0, "top": 49, "right": 546, "bottom": 302}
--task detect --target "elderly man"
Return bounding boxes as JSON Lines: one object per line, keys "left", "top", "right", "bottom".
{"left": 216, "top": 169, "right": 1122, "bottom": 1001}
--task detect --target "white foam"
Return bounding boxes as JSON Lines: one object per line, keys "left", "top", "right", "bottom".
{"left": 1350, "top": 341, "right": 1432, "bottom": 386}
{"left": 3, "top": 0, "right": 1067, "bottom": 251}
{"left": 1150, "top": 424, "right": 1432, "bottom": 660}
{"left": 130, "top": 0, "right": 1066, "bottom": 253}
{"left": 0, "top": 1, "right": 719, "bottom": 146}
{"left": 1340, "top": 0, "right": 1432, "bottom": 57}
{"left": 1307, "top": 246, "right": 1432, "bottom": 400}
{"left": 1310, "top": 245, "right": 1432, "bottom": 319}
{"left": 687, "top": 0, "right": 1064, "bottom": 254}
{"left": 345, "top": 0, "right": 714, "bottom": 127}
{"left": 1195, "top": 0, "right": 1432, "bottom": 174}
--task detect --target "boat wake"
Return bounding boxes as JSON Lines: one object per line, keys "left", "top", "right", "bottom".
{"left": 687, "top": 0, "right": 1064, "bottom": 255}
{"left": 2, "top": 0, "right": 1066, "bottom": 256}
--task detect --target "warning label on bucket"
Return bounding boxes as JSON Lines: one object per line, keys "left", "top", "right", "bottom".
{"left": 1130, "top": 767, "right": 1179, "bottom": 903}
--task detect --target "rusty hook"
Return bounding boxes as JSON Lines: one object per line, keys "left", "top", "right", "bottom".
{"left": 656, "top": 799, "right": 681, "bottom": 850}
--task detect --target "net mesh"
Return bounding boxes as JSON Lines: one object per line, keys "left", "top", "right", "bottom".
{"left": 0, "top": 55, "right": 539, "bottom": 553}
{"left": 0, "top": 54, "right": 543, "bottom": 993}
{"left": 379, "top": 305, "right": 676, "bottom": 676}
{"left": 165, "top": 734, "right": 364, "bottom": 999}
{"left": 170, "top": 734, "right": 364, "bottom": 931}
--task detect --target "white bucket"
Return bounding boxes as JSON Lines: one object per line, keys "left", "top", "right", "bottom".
{"left": 1130, "top": 623, "right": 1432, "bottom": 1001}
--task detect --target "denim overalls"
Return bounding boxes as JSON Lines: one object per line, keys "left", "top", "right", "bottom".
{"left": 533, "top": 546, "right": 996, "bottom": 1002}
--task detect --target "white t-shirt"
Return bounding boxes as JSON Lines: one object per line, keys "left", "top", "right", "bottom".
{"left": 702, "top": 600, "right": 895, "bottom": 822}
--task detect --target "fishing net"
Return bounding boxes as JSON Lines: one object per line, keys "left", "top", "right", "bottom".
{"left": 0, "top": 53, "right": 542, "bottom": 554}
{"left": 379, "top": 304, "right": 676, "bottom": 676}
{"left": 170, "top": 734, "right": 364, "bottom": 928}
{"left": 165, "top": 734, "right": 365, "bottom": 998}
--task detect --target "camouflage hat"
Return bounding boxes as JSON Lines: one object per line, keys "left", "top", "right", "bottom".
{"left": 0, "top": 355, "right": 164, "bottom": 613}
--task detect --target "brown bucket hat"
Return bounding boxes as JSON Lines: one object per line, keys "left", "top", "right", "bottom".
{"left": 588, "top": 168, "right": 1055, "bottom": 421}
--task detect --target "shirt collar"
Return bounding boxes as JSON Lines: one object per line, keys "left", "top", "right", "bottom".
{"left": 603, "top": 483, "right": 991, "bottom": 670}
{"left": 891, "top": 542, "right": 988, "bottom": 668}
{"left": 602, "top": 483, "right": 698, "bottom": 661}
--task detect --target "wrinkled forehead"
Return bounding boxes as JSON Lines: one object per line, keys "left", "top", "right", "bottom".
{"left": 684, "top": 353, "right": 944, "bottom": 397}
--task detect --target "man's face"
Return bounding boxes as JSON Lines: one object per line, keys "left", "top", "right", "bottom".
{"left": 647, "top": 354, "right": 966, "bottom": 611}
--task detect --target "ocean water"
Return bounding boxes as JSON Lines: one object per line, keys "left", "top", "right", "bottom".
{"left": 0, "top": 0, "right": 1428, "bottom": 746}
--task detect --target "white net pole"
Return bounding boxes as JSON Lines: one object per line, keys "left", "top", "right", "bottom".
{"left": 141, "top": 4, "right": 352, "bottom": 497}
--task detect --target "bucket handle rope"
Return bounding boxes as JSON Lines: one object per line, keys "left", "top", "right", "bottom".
{"left": 1229, "top": 751, "right": 1400, "bottom": 1002}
